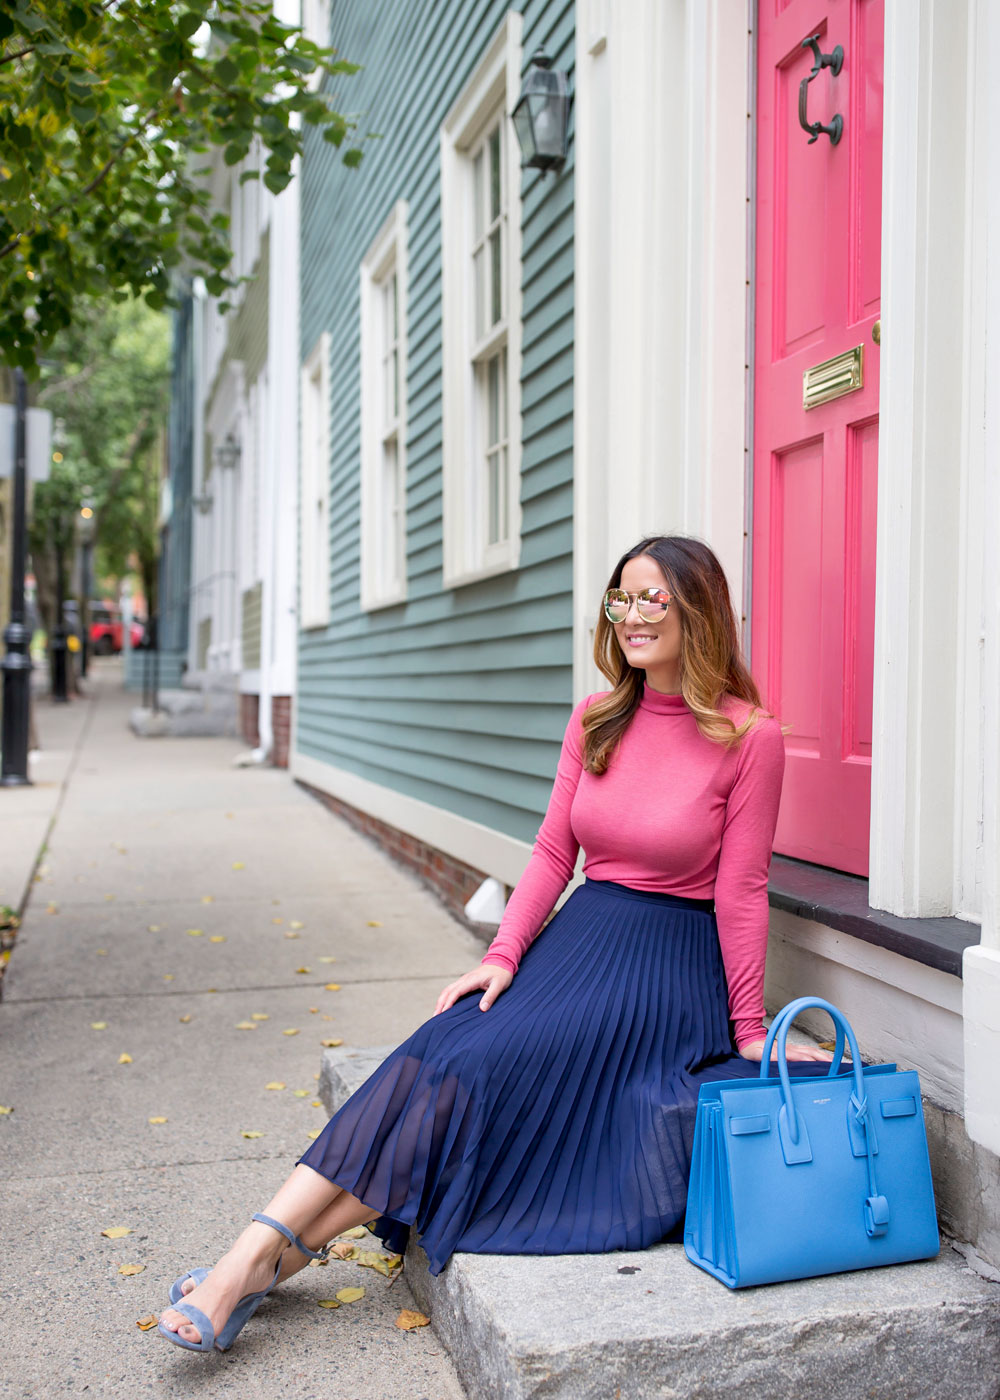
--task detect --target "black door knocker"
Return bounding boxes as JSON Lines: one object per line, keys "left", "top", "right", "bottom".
{"left": 798, "top": 34, "right": 844, "bottom": 146}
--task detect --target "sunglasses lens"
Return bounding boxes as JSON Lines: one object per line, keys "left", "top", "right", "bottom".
{"left": 604, "top": 589, "right": 629, "bottom": 622}
{"left": 637, "top": 590, "right": 670, "bottom": 622}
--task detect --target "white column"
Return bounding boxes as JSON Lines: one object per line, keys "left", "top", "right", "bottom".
{"left": 963, "top": 0, "right": 1000, "bottom": 1156}
{"left": 573, "top": 0, "right": 752, "bottom": 701}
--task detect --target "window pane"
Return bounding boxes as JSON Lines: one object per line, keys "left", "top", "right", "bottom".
{"left": 380, "top": 437, "right": 397, "bottom": 591}
{"left": 500, "top": 443, "right": 508, "bottom": 542}
{"left": 490, "top": 229, "right": 501, "bottom": 327}
{"left": 474, "top": 148, "right": 485, "bottom": 242}
{"left": 391, "top": 271, "right": 398, "bottom": 341}
{"left": 487, "top": 353, "right": 500, "bottom": 447}
{"left": 474, "top": 245, "right": 485, "bottom": 341}
{"left": 489, "top": 124, "right": 501, "bottom": 222}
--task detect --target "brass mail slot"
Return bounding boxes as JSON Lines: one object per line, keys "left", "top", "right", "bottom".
{"left": 803, "top": 344, "right": 864, "bottom": 410}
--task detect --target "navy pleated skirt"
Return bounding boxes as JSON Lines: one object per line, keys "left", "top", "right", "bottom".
{"left": 295, "top": 877, "right": 797, "bottom": 1276}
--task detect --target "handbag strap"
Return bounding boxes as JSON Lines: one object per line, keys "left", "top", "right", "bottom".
{"left": 761, "top": 999, "right": 847, "bottom": 1078}
{"left": 763, "top": 997, "right": 890, "bottom": 1238}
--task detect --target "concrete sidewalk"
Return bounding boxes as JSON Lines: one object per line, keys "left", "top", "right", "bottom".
{"left": 0, "top": 662, "right": 473, "bottom": 1399}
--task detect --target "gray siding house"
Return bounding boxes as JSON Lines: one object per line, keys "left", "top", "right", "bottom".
{"left": 293, "top": 0, "right": 575, "bottom": 904}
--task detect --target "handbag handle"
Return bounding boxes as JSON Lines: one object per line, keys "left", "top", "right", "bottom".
{"left": 760, "top": 999, "right": 848, "bottom": 1078}
{"left": 760, "top": 998, "right": 866, "bottom": 1143}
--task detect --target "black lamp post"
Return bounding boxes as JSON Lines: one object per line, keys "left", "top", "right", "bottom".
{"left": 1, "top": 368, "right": 33, "bottom": 786}
{"left": 511, "top": 47, "right": 572, "bottom": 176}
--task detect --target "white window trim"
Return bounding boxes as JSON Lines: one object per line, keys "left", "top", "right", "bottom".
{"left": 360, "top": 199, "right": 409, "bottom": 611}
{"left": 440, "top": 9, "right": 523, "bottom": 589}
{"left": 300, "top": 331, "right": 331, "bottom": 629}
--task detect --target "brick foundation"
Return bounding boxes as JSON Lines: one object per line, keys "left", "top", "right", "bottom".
{"left": 296, "top": 779, "right": 501, "bottom": 938}
{"left": 271, "top": 695, "right": 291, "bottom": 768}
{"left": 239, "top": 692, "right": 260, "bottom": 749}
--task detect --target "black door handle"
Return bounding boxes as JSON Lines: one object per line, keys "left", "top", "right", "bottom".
{"left": 798, "top": 34, "right": 844, "bottom": 146}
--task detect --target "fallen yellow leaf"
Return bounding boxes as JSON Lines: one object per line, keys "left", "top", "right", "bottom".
{"left": 0, "top": 1106, "right": 13, "bottom": 1115}
{"left": 289, "top": 920, "right": 305, "bottom": 931}
{"left": 340, "top": 1227, "right": 368, "bottom": 1239}
{"left": 295, "top": 967, "right": 312, "bottom": 974}
{"left": 148, "top": 925, "right": 162, "bottom": 933}
{"left": 265, "top": 1082, "right": 286, "bottom": 1091}
{"left": 225, "top": 812, "right": 234, "bottom": 819}
{"left": 118, "top": 1053, "right": 133, "bottom": 1065}
{"left": 96, "top": 949, "right": 108, "bottom": 956}
{"left": 201, "top": 895, "right": 215, "bottom": 904}
{"left": 293, "top": 1089, "right": 310, "bottom": 1098}
{"left": 46, "top": 903, "right": 59, "bottom": 914}
{"left": 179, "top": 1014, "right": 192, "bottom": 1023}
{"left": 118, "top": 1264, "right": 145, "bottom": 1276}
{"left": 241, "top": 1130, "right": 264, "bottom": 1139}
{"left": 102, "top": 1226, "right": 132, "bottom": 1239}
{"left": 186, "top": 928, "right": 203, "bottom": 937}
{"left": 366, "top": 920, "right": 382, "bottom": 928}
{"left": 324, "top": 983, "right": 341, "bottom": 992}
{"left": 209, "top": 935, "right": 226, "bottom": 943}
{"left": 311, "top": 1100, "right": 322, "bottom": 1108}
{"left": 91, "top": 1022, "right": 108, "bottom": 1030}
{"left": 282, "top": 1028, "right": 300, "bottom": 1036}
{"left": 272, "top": 917, "right": 283, "bottom": 925}
{"left": 305, "top": 1129, "right": 321, "bottom": 1140}
{"left": 162, "top": 974, "right": 175, "bottom": 981}
{"left": 319, "top": 957, "right": 337, "bottom": 964}
{"left": 336, "top": 1286, "right": 365, "bottom": 1303}
{"left": 232, "top": 861, "right": 245, "bottom": 871}
{"left": 330, "top": 1241, "right": 357, "bottom": 1260}
{"left": 135, "top": 1313, "right": 159, "bottom": 1331}
{"left": 235, "top": 1021, "right": 257, "bottom": 1030}
{"left": 206, "top": 987, "right": 218, "bottom": 993}
{"left": 251, "top": 1012, "right": 269, "bottom": 1021}
{"left": 148, "top": 1117, "right": 168, "bottom": 1125}
{"left": 308, "top": 1007, "right": 319, "bottom": 1014}
{"left": 317, "top": 1299, "right": 340, "bottom": 1309}
{"left": 284, "top": 930, "right": 300, "bottom": 939}
{"left": 320, "top": 1038, "right": 344, "bottom": 1048}
{"left": 395, "top": 1309, "right": 429, "bottom": 1330}
{"left": 105, "top": 894, "right": 116, "bottom": 902}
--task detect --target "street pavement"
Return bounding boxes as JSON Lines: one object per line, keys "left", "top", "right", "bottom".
{"left": 0, "top": 661, "right": 477, "bottom": 1399}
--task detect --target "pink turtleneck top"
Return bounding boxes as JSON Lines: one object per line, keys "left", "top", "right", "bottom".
{"left": 480, "top": 683, "right": 787, "bottom": 1051}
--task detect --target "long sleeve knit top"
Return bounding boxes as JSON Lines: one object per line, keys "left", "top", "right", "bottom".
{"left": 480, "top": 682, "right": 787, "bottom": 1051}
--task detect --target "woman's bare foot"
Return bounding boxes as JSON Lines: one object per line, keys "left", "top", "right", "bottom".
{"left": 159, "top": 1219, "right": 288, "bottom": 1348}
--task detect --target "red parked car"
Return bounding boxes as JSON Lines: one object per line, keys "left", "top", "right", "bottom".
{"left": 89, "top": 605, "right": 144, "bottom": 655}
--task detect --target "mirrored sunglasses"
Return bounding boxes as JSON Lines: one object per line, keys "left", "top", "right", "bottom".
{"left": 603, "top": 587, "right": 672, "bottom": 624}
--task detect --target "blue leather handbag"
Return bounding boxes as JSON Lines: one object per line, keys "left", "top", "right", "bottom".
{"left": 683, "top": 996, "right": 940, "bottom": 1288}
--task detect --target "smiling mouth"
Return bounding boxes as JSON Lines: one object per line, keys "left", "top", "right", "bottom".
{"left": 625, "top": 634, "right": 658, "bottom": 646}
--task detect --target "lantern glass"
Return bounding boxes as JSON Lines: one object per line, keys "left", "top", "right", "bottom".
{"left": 511, "top": 49, "right": 571, "bottom": 171}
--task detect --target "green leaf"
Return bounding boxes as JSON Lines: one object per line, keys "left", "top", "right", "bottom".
{"left": 69, "top": 105, "right": 97, "bottom": 126}
{"left": 342, "top": 148, "right": 363, "bottom": 169}
{"left": 177, "top": 12, "right": 202, "bottom": 40}
{"left": 283, "top": 52, "right": 315, "bottom": 75}
{"left": 262, "top": 168, "right": 291, "bottom": 194}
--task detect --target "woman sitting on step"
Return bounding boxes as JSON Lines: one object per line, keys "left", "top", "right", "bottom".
{"left": 157, "top": 533, "right": 832, "bottom": 1353}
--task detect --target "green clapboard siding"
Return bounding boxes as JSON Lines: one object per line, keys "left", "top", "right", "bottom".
{"left": 298, "top": 0, "right": 575, "bottom": 847}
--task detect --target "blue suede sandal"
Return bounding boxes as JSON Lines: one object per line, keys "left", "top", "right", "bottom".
{"left": 158, "top": 1214, "right": 331, "bottom": 1352}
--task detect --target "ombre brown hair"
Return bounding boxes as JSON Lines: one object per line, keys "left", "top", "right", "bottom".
{"left": 582, "top": 534, "right": 789, "bottom": 775}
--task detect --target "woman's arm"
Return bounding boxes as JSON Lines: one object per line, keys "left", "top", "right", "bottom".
{"left": 479, "top": 695, "right": 594, "bottom": 974}
{"left": 713, "top": 714, "right": 787, "bottom": 1053}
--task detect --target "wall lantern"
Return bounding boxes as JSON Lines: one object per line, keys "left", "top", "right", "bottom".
{"left": 192, "top": 491, "right": 214, "bottom": 515}
{"left": 511, "top": 47, "right": 572, "bottom": 176}
{"left": 214, "top": 431, "right": 241, "bottom": 471}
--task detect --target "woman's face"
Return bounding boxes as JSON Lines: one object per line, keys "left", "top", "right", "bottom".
{"left": 612, "top": 555, "right": 682, "bottom": 679}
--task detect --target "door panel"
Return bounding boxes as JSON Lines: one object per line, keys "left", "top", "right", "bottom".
{"left": 753, "top": 0, "right": 883, "bottom": 876}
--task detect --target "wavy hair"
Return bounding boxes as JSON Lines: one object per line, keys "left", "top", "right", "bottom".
{"left": 582, "top": 534, "right": 789, "bottom": 775}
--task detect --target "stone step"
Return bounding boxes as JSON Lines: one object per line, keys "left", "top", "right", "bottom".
{"left": 319, "top": 1046, "right": 1000, "bottom": 1400}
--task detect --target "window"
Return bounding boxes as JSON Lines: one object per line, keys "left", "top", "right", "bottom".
{"left": 300, "top": 333, "right": 331, "bottom": 629}
{"left": 360, "top": 200, "right": 408, "bottom": 610}
{"left": 440, "top": 11, "right": 523, "bottom": 586}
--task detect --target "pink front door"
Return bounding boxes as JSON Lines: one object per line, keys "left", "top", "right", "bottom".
{"left": 752, "top": 0, "right": 883, "bottom": 878}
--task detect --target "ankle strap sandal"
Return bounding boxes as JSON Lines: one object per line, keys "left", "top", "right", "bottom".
{"left": 252, "top": 1211, "right": 331, "bottom": 1262}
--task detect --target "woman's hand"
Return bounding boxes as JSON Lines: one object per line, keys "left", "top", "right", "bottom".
{"left": 434, "top": 962, "right": 513, "bottom": 1015}
{"left": 738, "top": 1037, "right": 837, "bottom": 1064}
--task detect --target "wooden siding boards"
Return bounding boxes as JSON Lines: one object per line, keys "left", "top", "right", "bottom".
{"left": 299, "top": 0, "right": 575, "bottom": 849}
